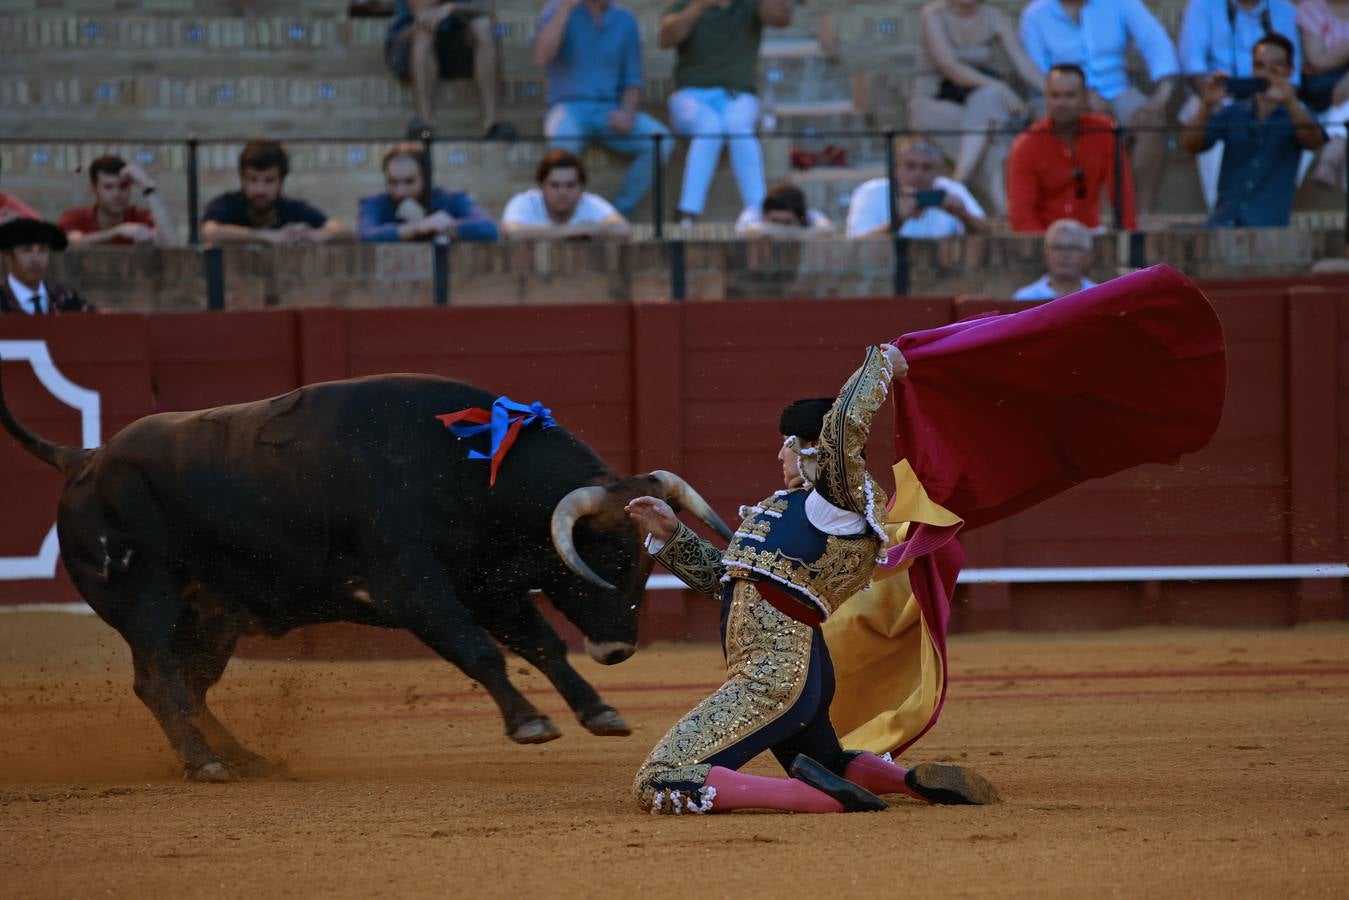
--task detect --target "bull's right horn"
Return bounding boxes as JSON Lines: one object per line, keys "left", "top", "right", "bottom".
{"left": 649, "top": 470, "right": 733, "bottom": 540}
{"left": 550, "top": 485, "right": 616, "bottom": 591}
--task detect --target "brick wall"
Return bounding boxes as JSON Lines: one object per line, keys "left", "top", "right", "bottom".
{"left": 43, "top": 228, "right": 1349, "bottom": 311}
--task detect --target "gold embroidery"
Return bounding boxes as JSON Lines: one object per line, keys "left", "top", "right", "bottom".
{"left": 735, "top": 518, "right": 772, "bottom": 540}
{"left": 722, "top": 532, "right": 880, "bottom": 619}
{"left": 816, "top": 346, "right": 893, "bottom": 534}
{"left": 632, "top": 581, "right": 814, "bottom": 810}
{"left": 652, "top": 522, "right": 726, "bottom": 599}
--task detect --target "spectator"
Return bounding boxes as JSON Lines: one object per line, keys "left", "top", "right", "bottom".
{"left": 1179, "top": 0, "right": 1302, "bottom": 211}
{"left": 357, "top": 143, "right": 498, "bottom": 242}
{"left": 1181, "top": 34, "right": 1325, "bottom": 227}
{"left": 1007, "top": 64, "right": 1137, "bottom": 233}
{"left": 201, "top": 141, "right": 351, "bottom": 245}
{"left": 1020, "top": 0, "right": 1180, "bottom": 215}
{"left": 1297, "top": 0, "right": 1349, "bottom": 185}
{"left": 659, "top": 0, "right": 793, "bottom": 224}
{"left": 909, "top": 0, "right": 1046, "bottom": 216}
{"left": 1013, "top": 218, "right": 1098, "bottom": 300}
{"left": 501, "top": 149, "right": 630, "bottom": 238}
{"left": 0, "top": 218, "right": 94, "bottom": 315}
{"left": 385, "top": 0, "right": 516, "bottom": 140}
{"left": 735, "top": 182, "right": 833, "bottom": 238}
{"left": 846, "top": 136, "right": 988, "bottom": 239}
{"left": 0, "top": 192, "right": 39, "bottom": 224}
{"left": 58, "top": 155, "right": 175, "bottom": 247}
{"left": 533, "top": 0, "right": 671, "bottom": 219}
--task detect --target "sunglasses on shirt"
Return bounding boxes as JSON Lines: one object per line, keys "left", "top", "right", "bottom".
{"left": 1072, "top": 168, "right": 1087, "bottom": 199}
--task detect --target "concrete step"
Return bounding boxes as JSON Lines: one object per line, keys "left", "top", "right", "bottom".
{"left": 769, "top": 99, "right": 857, "bottom": 118}
{"left": 759, "top": 38, "right": 824, "bottom": 60}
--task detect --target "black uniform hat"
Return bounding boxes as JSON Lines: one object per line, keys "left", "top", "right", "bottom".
{"left": 0, "top": 218, "right": 68, "bottom": 252}
{"left": 779, "top": 398, "right": 834, "bottom": 441}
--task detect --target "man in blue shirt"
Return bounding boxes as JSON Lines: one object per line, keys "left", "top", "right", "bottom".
{"left": 1177, "top": 0, "right": 1302, "bottom": 212}
{"left": 1181, "top": 33, "right": 1326, "bottom": 228}
{"left": 532, "top": 0, "right": 672, "bottom": 218}
{"left": 357, "top": 144, "right": 499, "bottom": 242}
{"left": 1020, "top": 0, "right": 1180, "bottom": 215}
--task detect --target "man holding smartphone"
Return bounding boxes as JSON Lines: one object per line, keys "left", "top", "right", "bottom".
{"left": 1180, "top": 32, "right": 1325, "bottom": 227}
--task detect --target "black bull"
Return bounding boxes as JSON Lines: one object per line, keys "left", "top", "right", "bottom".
{"left": 0, "top": 372, "right": 730, "bottom": 782}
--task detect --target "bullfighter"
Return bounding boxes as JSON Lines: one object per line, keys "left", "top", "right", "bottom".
{"left": 625, "top": 343, "right": 994, "bottom": 814}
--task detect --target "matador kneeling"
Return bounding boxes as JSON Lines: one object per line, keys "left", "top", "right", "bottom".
{"left": 624, "top": 343, "right": 996, "bottom": 814}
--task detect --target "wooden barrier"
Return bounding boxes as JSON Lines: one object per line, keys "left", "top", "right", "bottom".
{"left": 0, "top": 280, "right": 1343, "bottom": 654}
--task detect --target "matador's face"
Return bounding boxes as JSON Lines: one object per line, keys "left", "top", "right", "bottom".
{"left": 778, "top": 436, "right": 818, "bottom": 490}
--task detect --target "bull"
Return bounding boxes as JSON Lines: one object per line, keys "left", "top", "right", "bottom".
{"left": 0, "top": 371, "right": 729, "bottom": 782}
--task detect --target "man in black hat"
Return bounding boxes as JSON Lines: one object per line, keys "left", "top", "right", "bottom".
{"left": 0, "top": 218, "right": 95, "bottom": 315}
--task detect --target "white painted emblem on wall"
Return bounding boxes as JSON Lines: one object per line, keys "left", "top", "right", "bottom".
{"left": 0, "top": 340, "right": 100, "bottom": 580}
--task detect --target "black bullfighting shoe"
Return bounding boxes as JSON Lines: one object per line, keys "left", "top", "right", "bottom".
{"left": 904, "top": 763, "right": 1001, "bottom": 805}
{"left": 788, "top": 754, "right": 887, "bottom": 812}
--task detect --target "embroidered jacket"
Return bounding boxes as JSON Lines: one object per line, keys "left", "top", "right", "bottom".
{"left": 654, "top": 345, "right": 894, "bottom": 622}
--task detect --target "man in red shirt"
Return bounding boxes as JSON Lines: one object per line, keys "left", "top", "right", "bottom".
{"left": 1007, "top": 64, "right": 1137, "bottom": 233}
{"left": 58, "top": 155, "right": 174, "bottom": 246}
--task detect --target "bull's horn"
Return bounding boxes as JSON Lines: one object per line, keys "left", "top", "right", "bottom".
{"left": 649, "top": 470, "right": 733, "bottom": 540}
{"left": 550, "top": 485, "right": 616, "bottom": 591}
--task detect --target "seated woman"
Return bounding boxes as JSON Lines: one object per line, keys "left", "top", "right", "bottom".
{"left": 908, "top": 0, "right": 1044, "bottom": 215}
{"left": 1298, "top": 0, "right": 1349, "bottom": 185}
{"left": 357, "top": 143, "right": 499, "bottom": 242}
{"left": 734, "top": 182, "right": 834, "bottom": 238}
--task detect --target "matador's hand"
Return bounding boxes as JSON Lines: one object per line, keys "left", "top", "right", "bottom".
{"left": 624, "top": 496, "right": 679, "bottom": 543}
{"left": 882, "top": 343, "right": 909, "bottom": 379}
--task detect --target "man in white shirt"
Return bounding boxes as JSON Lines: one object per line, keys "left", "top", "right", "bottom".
{"left": 1013, "top": 218, "right": 1099, "bottom": 301}
{"left": 501, "top": 149, "right": 631, "bottom": 239}
{"left": 0, "top": 218, "right": 94, "bottom": 315}
{"left": 845, "top": 138, "right": 988, "bottom": 240}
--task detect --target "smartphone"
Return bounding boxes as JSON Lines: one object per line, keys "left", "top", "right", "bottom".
{"left": 1225, "top": 77, "right": 1268, "bottom": 99}
{"left": 915, "top": 189, "right": 947, "bottom": 209}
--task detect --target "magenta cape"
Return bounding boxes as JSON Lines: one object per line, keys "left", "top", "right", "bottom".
{"left": 884, "top": 264, "right": 1226, "bottom": 754}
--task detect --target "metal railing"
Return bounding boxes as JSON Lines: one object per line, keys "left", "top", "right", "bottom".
{"left": 2, "top": 119, "right": 1344, "bottom": 308}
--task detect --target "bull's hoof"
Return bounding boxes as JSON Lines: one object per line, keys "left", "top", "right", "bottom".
{"left": 185, "top": 760, "right": 236, "bottom": 783}
{"left": 508, "top": 716, "right": 561, "bottom": 744}
{"left": 580, "top": 706, "right": 631, "bottom": 737}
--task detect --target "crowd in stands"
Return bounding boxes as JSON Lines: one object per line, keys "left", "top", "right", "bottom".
{"left": 4, "top": 0, "right": 1349, "bottom": 315}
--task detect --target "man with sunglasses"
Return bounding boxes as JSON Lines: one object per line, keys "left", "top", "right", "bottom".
{"left": 1008, "top": 63, "right": 1137, "bottom": 233}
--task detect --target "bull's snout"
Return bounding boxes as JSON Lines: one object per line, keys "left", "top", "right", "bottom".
{"left": 584, "top": 639, "right": 636, "bottom": 665}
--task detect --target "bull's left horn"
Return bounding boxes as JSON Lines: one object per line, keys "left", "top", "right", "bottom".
{"left": 649, "top": 470, "right": 733, "bottom": 541}
{"left": 550, "top": 485, "right": 616, "bottom": 591}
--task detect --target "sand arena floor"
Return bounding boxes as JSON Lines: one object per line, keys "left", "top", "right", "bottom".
{"left": 1, "top": 613, "right": 1347, "bottom": 899}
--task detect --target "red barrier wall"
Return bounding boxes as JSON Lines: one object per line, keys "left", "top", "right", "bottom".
{"left": 0, "top": 278, "right": 1344, "bottom": 652}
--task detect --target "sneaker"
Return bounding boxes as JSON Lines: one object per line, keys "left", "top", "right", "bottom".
{"left": 483, "top": 122, "right": 518, "bottom": 141}
{"left": 404, "top": 118, "right": 433, "bottom": 140}
{"left": 904, "top": 763, "right": 1000, "bottom": 805}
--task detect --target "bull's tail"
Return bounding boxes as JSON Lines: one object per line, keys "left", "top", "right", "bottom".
{"left": 0, "top": 359, "right": 90, "bottom": 475}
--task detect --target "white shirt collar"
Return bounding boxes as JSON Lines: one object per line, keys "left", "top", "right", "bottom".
{"left": 7, "top": 273, "right": 48, "bottom": 315}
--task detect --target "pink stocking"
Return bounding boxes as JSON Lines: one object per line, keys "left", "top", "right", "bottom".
{"left": 703, "top": 766, "right": 844, "bottom": 814}
{"left": 843, "top": 752, "right": 925, "bottom": 801}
